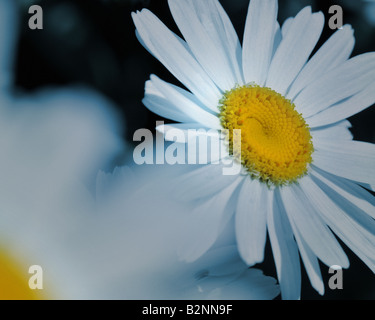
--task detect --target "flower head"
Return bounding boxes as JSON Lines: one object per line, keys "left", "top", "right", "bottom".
{"left": 219, "top": 84, "right": 314, "bottom": 186}
{"left": 133, "top": 0, "right": 375, "bottom": 299}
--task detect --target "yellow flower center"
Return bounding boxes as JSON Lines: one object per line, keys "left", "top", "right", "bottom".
{"left": 219, "top": 84, "right": 313, "bottom": 186}
{"left": 0, "top": 248, "right": 45, "bottom": 300}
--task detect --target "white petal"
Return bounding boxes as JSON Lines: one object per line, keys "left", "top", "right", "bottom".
{"left": 171, "top": 165, "right": 241, "bottom": 202}
{"left": 294, "top": 52, "right": 375, "bottom": 118}
{"left": 287, "top": 25, "right": 355, "bottom": 100}
{"left": 193, "top": 245, "right": 246, "bottom": 277}
{"left": 267, "top": 189, "right": 301, "bottom": 300}
{"left": 225, "top": 269, "right": 279, "bottom": 300}
{"left": 143, "top": 80, "right": 198, "bottom": 124}
{"left": 146, "top": 75, "right": 221, "bottom": 128}
{"left": 193, "top": 268, "right": 279, "bottom": 300}
{"left": 292, "top": 227, "right": 325, "bottom": 295}
{"left": 132, "top": 9, "right": 221, "bottom": 110}
{"left": 272, "top": 23, "right": 282, "bottom": 58}
{"left": 168, "top": 0, "right": 243, "bottom": 91}
{"left": 242, "top": 0, "right": 278, "bottom": 86}
{"left": 311, "top": 167, "right": 375, "bottom": 222}
{"left": 266, "top": 7, "right": 324, "bottom": 95}
{"left": 281, "top": 17, "right": 293, "bottom": 38}
{"left": 313, "top": 139, "right": 375, "bottom": 186}
{"left": 306, "top": 81, "right": 375, "bottom": 128}
{"left": 178, "top": 177, "right": 243, "bottom": 262}
{"left": 311, "top": 120, "right": 353, "bottom": 144}
{"left": 280, "top": 183, "right": 349, "bottom": 268}
{"left": 299, "top": 172, "right": 375, "bottom": 272}
{"left": 200, "top": 268, "right": 280, "bottom": 300}
{"left": 235, "top": 178, "right": 268, "bottom": 266}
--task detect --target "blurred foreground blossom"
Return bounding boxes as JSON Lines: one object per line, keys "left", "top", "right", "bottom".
{"left": 0, "top": 0, "right": 119, "bottom": 298}
{"left": 0, "top": 164, "right": 280, "bottom": 299}
{"left": 0, "top": 0, "right": 123, "bottom": 222}
{"left": 0, "top": 88, "right": 124, "bottom": 208}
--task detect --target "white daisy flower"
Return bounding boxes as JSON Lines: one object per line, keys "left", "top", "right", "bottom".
{"left": 133, "top": 0, "right": 375, "bottom": 299}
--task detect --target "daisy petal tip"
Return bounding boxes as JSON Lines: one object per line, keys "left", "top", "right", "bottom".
{"left": 302, "top": 5, "right": 312, "bottom": 14}
{"left": 310, "top": 11, "right": 325, "bottom": 29}
{"left": 238, "top": 252, "right": 256, "bottom": 268}
{"left": 342, "top": 24, "right": 354, "bottom": 32}
{"left": 314, "top": 11, "right": 325, "bottom": 21}
{"left": 238, "top": 247, "right": 265, "bottom": 267}
{"left": 144, "top": 80, "right": 150, "bottom": 90}
{"left": 178, "top": 249, "right": 200, "bottom": 264}
{"left": 308, "top": 274, "right": 325, "bottom": 296}
{"left": 331, "top": 258, "right": 350, "bottom": 270}
{"left": 134, "top": 8, "right": 152, "bottom": 21}
{"left": 343, "top": 259, "right": 350, "bottom": 269}
{"left": 316, "top": 284, "right": 325, "bottom": 296}
{"left": 131, "top": 11, "right": 137, "bottom": 20}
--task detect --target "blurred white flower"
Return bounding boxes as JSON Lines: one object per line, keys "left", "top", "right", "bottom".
{"left": 0, "top": 0, "right": 121, "bottom": 299}
{"left": 0, "top": 165, "right": 280, "bottom": 299}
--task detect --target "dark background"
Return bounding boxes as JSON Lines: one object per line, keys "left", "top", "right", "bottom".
{"left": 15, "top": 0, "right": 375, "bottom": 299}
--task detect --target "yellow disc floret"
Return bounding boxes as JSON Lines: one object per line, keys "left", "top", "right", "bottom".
{"left": 219, "top": 84, "right": 313, "bottom": 186}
